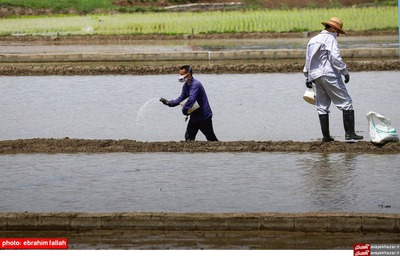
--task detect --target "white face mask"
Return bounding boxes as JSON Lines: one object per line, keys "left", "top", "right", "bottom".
{"left": 328, "top": 30, "right": 338, "bottom": 38}
{"left": 178, "top": 74, "right": 188, "bottom": 83}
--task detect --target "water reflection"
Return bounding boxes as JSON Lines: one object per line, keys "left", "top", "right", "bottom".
{"left": 0, "top": 152, "right": 398, "bottom": 213}
{"left": 299, "top": 153, "right": 361, "bottom": 212}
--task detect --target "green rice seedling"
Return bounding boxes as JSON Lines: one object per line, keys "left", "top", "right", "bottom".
{"left": 0, "top": 6, "right": 396, "bottom": 36}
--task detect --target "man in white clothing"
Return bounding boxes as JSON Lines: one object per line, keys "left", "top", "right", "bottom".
{"left": 303, "top": 17, "right": 363, "bottom": 142}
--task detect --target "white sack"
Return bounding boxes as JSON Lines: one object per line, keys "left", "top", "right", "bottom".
{"left": 366, "top": 111, "right": 399, "bottom": 144}
{"left": 179, "top": 99, "right": 200, "bottom": 114}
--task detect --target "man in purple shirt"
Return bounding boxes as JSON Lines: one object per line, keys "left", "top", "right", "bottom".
{"left": 160, "top": 65, "right": 218, "bottom": 141}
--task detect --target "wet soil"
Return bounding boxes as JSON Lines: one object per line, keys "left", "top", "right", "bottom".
{"left": 1, "top": 138, "right": 399, "bottom": 154}
{"left": 1, "top": 212, "right": 400, "bottom": 249}
{"left": 2, "top": 29, "right": 398, "bottom": 42}
{"left": 0, "top": 60, "right": 399, "bottom": 76}
{"left": 1, "top": 29, "right": 398, "bottom": 76}
{"left": 2, "top": 229, "right": 399, "bottom": 249}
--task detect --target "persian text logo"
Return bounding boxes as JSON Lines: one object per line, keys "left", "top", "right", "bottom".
{"left": 354, "top": 243, "right": 370, "bottom": 256}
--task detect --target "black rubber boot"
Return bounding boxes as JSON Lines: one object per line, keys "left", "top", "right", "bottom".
{"left": 343, "top": 110, "right": 363, "bottom": 140}
{"left": 319, "top": 114, "right": 334, "bottom": 142}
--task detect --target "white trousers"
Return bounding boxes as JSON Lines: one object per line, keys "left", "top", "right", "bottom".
{"left": 315, "top": 76, "right": 353, "bottom": 115}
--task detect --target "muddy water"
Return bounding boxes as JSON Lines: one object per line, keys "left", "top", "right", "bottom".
{"left": 1, "top": 72, "right": 399, "bottom": 214}
{"left": 0, "top": 36, "right": 396, "bottom": 53}
{"left": 0, "top": 152, "right": 399, "bottom": 213}
{"left": 0, "top": 71, "right": 399, "bottom": 142}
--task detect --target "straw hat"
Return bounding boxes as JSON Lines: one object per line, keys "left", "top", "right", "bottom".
{"left": 321, "top": 17, "right": 346, "bottom": 34}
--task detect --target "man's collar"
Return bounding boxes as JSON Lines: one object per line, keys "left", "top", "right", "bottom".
{"left": 185, "top": 77, "right": 193, "bottom": 86}
{"left": 321, "top": 30, "right": 337, "bottom": 38}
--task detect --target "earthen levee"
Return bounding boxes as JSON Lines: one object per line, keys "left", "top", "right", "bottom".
{"left": 0, "top": 48, "right": 397, "bottom": 63}
{"left": 1, "top": 212, "right": 399, "bottom": 249}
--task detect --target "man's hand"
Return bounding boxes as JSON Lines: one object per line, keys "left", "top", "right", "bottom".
{"left": 305, "top": 81, "right": 313, "bottom": 88}
{"left": 344, "top": 74, "right": 350, "bottom": 84}
{"left": 160, "top": 98, "right": 169, "bottom": 106}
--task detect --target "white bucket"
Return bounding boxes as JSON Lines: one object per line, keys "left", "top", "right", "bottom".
{"left": 180, "top": 99, "right": 200, "bottom": 114}
{"left": 303, "top": 85, "right": 316, "bottom": 105}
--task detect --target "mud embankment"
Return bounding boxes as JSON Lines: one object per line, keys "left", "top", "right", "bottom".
{"left": 1, "top": 31, "right": 398, "bottom": 76}
{"left": 3, "top": 30, "right": 397, "bottom": 42}
{"left": 1, "top": 212, "right": 400, "bottom": 249}
{"left": 0, "top": 138, "right": 399, "bottom": 154}
{"left": 1, "top": 60, "right": 399, "bottom": 76}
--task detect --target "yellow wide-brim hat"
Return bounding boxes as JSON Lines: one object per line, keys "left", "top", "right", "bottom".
{"left": 321, "top": 17, "right": 346, "bottom": 34}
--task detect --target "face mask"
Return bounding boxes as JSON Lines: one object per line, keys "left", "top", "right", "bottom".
{"left": 329, "top": 31, "right": 338, "bottom": 38}
{"left": 178, "top": 74, "right": 188, "bottom": 83}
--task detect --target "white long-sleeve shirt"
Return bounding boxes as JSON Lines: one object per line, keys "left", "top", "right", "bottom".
{"left": 303, "top": 30, "right": 349, "bottom": 82}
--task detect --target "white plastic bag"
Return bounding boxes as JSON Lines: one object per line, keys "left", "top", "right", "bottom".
{"left": 366, "top": 111, "right": 399, "bottom": 144}
{"left": 179, "top": 98, "right": 200, "bottom": 114}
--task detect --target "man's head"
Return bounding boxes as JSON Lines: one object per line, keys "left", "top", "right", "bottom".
{"left": 179, "top": 65, "right": 192, "bottom": 75}
{"left": 178, "top": 65, "right": 192, "bottom": 83}
{"left": 321, "top": 17, "right": 346, "bottom": 34}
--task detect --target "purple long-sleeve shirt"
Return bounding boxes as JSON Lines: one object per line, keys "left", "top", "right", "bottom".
{"left": 168, "top": 77, "right": 213, "bottom": 123}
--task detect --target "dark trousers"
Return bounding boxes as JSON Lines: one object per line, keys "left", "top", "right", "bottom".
{"left": 185, "top": 117, "right": 218, "bottom": 141}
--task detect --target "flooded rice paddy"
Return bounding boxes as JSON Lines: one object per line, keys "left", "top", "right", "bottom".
{"left": 0, "top": 152, "right": 399, "bottom": 213}
{"left": 0, "top": 71, "right": 399, "bottom": 213}
{"left": 0, "top": 36, "right": 397, "bottom": 54}
{"left": 1, "top": 72, "right": 399, "bottom": 142}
